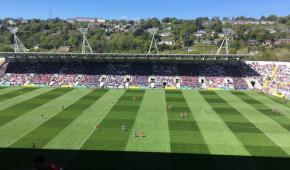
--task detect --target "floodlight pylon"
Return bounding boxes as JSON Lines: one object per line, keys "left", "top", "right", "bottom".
{"left": 148, "top": 28, "right": 159, "bottom": 54}
{"left": 216, "top": 28, "right": 232, "bottom": 55}
{"left": 8, "top": 27, "right": 27, "bottom": 53}
{"left": 78, "top": 28, "right": 93, "bottom": 54}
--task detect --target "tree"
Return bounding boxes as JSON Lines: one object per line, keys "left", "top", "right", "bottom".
{"left": 278, "top": 17, "right": 287, "bottom": 24}
{"left": 222, "top": 17, "right": 230, "bottom": 20}
{"left": 260, "top": 15, "right": 266, "bottom": 20}
{"left": 152, "top": 18, "right": 161, "bottom": 27}
{"left": 256, "top": 32, "right": 266, "bottom": 43}
{"left": 95, "top": 48, "right": 103, "bottom": 53}
{"left": 223, "top": 23, "right": 231, "bottom": 28}
{"left": 0, "top": 45, "right": 14, "bottom": 52}
{"left": 162, "top": 17, "right": 170, "bottom": 23}
{"left": 229, "top": 48, "right": 237, "bottom": 54}
{"left": 195, "top": 17, "right": 203, "bottom": 28}
{"left": 266, "top": 14, "right": 278, "bottom": 21}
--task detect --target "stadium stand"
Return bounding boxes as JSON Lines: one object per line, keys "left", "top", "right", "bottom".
{"left": 0, "top": 60, "right": 289, "bottom": 98}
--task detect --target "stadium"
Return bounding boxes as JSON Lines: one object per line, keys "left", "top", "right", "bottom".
{"left": 0, "top": 1, "right": 290, "bottom": 168}
{"left": 0, "top": 51, "right": 289, "bottom": 170}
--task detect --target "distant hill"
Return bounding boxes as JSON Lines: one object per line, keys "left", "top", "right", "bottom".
{"left": 0, "top": 15, "right": 289, "bottom": 61}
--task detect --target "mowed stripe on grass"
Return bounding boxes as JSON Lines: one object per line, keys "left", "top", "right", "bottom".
{"left": 221, "top": 91, "right": 290, "bottom": 155}
{"left": 0, "top": 86, "right": 8, "bottom": 91}
{"left": 0, "top": 87, "right": 53, "bottom": 112}
{"left": 0, "top": 86, "right": 21, "bottom": 96}
{"left": 165, "top": 90, "right": 214, "bottom": 170}
{"left": 66, "top": 90, "right": 145, "bottom": 170}
{"left": 0, "top": 88, "right": 89, "bottom": 148}
{"left": 182, "top": 90, "right": 250, "bottom": 156}
{"left": 43, "top": 89, "right": 126, "bottom": 150}
{"left": 120, "top": 90, "right": 171, "bottom": 170}
{"left": 258, "top": 92, "right": 290, "bottom": 108}
{"left": 10, "top": 88, "right": 109, "bottom": 149}
{"left": 231, "top": 91, "right": 290, "bottom": 132}
{"left": 0, "top": 88, "right": 109, "bottom": 169}
{"left": 205, "top": 91, "right": 288, "bottom": 158}
{"left": 166, "top": 90, "right": 210, "bottom": 154}
{"left": 246, "top": 91, "right": 290, "bottom": 118}
{"left": 0, "top": 87, "right": 37, "bottom": 103}
{"left": 125, "top": 90, "right": 170, "bottom": 152}
{"left": 0, "top": 88, "right": 70, "bottom": 126}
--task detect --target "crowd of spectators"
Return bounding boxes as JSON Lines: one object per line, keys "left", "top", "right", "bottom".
{"left": 243, "top": 62, "right": 290, "bottom": 95}
{"left": 199, "top": 64, "right": 230, "bottom": 88}
{"left": 1, "top": 61, "right": 288, "bottom": 90}
{"left": 225, "top": 65, "right": 248, "bottom": 89}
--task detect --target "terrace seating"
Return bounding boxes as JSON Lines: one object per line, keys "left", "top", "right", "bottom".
{"left": 0, "top": 60, "right": 288, "bottom": 97}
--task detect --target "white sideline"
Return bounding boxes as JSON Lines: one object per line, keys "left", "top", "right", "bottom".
{"left": 0, "top": 90, "right": 88, "bottom": 151}
{"left": 1, "top": 110, "right": 64, "bottom": 150}
{"left": 201, "top": 106, "right": 258, "bottom": 129}
{"left": 64, "top": 90, "right": 126, "bottom": 167}
{"left": 223, "top": 96, "right": 290, "bottom": 156}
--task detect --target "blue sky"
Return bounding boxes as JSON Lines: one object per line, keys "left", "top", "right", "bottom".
{"left": 0, "top": 0, "right": 289, "bottom": 20}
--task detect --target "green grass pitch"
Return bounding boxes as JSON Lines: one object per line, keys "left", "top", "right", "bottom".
{"left": 0, "top": 86, "right": 289, "bottom": 170}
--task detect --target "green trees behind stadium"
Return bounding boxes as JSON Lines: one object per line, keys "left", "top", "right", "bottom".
{"left": 0, "top": 15, "right": 289, "bottom": 61}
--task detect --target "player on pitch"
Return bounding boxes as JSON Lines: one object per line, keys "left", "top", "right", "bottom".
{"left": 184, "top": 111, "right": 188, "bottom": 117}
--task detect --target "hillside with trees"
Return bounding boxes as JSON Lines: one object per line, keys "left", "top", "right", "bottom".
{"left": 0, "top": 14, "right": 289, "bottom": 61}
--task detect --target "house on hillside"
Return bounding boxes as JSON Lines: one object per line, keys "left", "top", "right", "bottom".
{"left": 188, "top": 47, "right": 194, "bottom": 52}
{"left": 8, "top": 20, "right": 14, "bottom": 25}
{"left": 159, "top": 39, "right": 175, "bottom": 45}
{"left": 244, "top": 30, "right": 250, "bottom": 34}
{"left": 96, "top": 19, "right": 106, "bottom": 24}
{"left": 58, "top": 46, "right": 71, "bottom": 52}
{"left": 261, "top": 20, "right": 267, "bottom": 25}
{"left": 268, "top": 21, "right": 277, "bottom": 25}
{"left": 34, "top": 44, "right": 40, "bottom": 50}
{"left": 75, "top": 17, "right": 95, "bottom": 23}
{"left": 263, "top": 40, "right": 273, "bottom": 47}
{"left": 282, "top": 28, "right": 290, "bottom": 33}
{"left": 105, "top": 28, "right": 113, "bottom": 34}
{"left": 232, "top": 21, "right": 239, "bottom": 25}
{"left": 218, "top": 33, "right": 224, "bottom": 38}
{"left": 248, "top": 40, "right": 257, "bottom": 46}
{"left": 267, "top": 28, "right": 276, "bottom": 34}
{"left": 200, "top": 40, "right": 217, "bottom": 45}
{"left": 250, "top": 50, "right": 262, "bottom": 55}
{"left": 163, "top": 27, "right": 173, "bottom": 31}
{"left": 275, "top": 39, "right": 290, "bottom": 45}
{"left": 202, "top": 21, "right": 212, "bottom": 26}
{"left": 160, "top": 32, "right": 172, "bottom": 37}
{"left": 195, "top": 29, "right": 206, "bottom": 37}
{"left": 261, "top": 20, "right": 278, "bottom": 25}
{"left": 67, "top": 18, "right": 75, "bottom": 23}
{"left": 197, "top": 29, "right": 206, "bottom": 34}
{"left": 194, "top": 40, "right": 217, "bottom": 45}
{"left": 211, "top": 30, "right": 215, "bottom": 36}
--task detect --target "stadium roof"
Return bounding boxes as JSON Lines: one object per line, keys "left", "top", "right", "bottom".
{"left": 0, "top": 52, "right": 252, "bottom": 61}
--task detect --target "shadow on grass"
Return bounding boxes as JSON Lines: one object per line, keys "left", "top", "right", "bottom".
{"left": 0, "top": 148, "right": 289, "bottom": 170}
